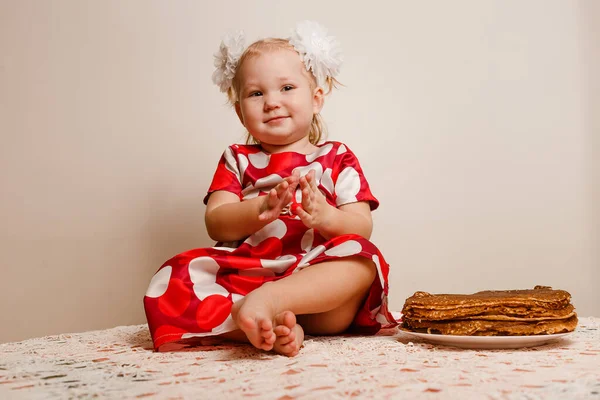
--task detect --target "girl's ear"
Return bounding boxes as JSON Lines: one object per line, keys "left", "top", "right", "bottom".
{"left": 235, "top": 102, "right": 244, "bottom": 125}
{"left": 312, "top": 87, "right": 324, "bottom": 114}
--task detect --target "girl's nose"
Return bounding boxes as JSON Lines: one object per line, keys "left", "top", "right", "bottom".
{"left": 263, "top": 93, "right": 280, "bottom": 111}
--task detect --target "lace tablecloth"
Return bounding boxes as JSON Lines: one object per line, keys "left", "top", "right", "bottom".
{"left": 1, "top": 318, "right": 598, "bottom": 399}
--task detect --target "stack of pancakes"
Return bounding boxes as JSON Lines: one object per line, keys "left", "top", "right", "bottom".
{"left": 401, "top": 286, "right": 577, "bottom": 336}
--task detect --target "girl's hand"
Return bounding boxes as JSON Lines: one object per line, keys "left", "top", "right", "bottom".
{"left": 295, "top": 170, "right": 335, "bottom": 231}
{"left": 258, "top": 171, "right": 300, "bottom": 222}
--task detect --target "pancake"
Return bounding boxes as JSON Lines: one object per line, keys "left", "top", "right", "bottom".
{"left": 401, "top": 315, "right": 578, "bottom": 336}
{"left": 404, "top": 303, "right": 575, "bottom": 321}
{"left": 403, "top": 286, "right": 571, "bottom": 312}
{"left": 401, "top": 286, "right": 578, "bottom": 336}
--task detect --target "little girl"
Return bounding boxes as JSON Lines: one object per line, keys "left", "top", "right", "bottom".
{"left": 144, "top": 21, "right": 397, "bottom": 356}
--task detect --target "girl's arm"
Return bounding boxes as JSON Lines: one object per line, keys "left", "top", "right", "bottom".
{"left": 205, "top": 191, "right": 265, "bottom": 242}
{"left": 317, "top": 201, "right": 373, "bottom": 240}
{"left": 205, "top": 174, "right": 299, "bottom": 242}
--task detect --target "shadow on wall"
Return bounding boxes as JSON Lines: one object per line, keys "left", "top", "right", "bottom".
{"left": 141, "top": 187, "right": 215, "bottom": 274}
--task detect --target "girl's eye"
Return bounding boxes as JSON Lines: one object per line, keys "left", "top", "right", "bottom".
{"left": 249, "top": 91, "right": 262, "bottom": 97}
{"left": 282, "top": 85, "right": 293, "bottom": 91}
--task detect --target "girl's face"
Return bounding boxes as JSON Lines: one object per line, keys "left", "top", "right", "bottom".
{"left": 235, "top": 49, "right": 323, "bottom": 152}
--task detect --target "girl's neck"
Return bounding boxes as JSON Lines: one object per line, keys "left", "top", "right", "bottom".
{"left": 259, "top": 136, "right": 318, "bottom": 155}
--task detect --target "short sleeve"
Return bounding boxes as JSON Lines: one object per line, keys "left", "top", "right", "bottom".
{"left": 203, "top": 146, "right": 243, "bottom": 204}
{"left": 332, "top": 144, "right": 379, "bottom": 210}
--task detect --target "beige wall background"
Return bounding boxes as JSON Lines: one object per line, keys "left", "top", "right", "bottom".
{"left": 1, "top": 0, "right": 598, "bottom": 343}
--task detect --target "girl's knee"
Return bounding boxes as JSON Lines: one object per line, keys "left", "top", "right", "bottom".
{"left": 346, "top": 256, "right": 377, "bottom": 284}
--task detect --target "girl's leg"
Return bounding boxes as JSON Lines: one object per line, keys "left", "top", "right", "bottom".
{"left": 296, "top": 288, "right": 370, "bottom": 335}
{"left": 231, "top": 256, "right": 376, "bottom": 352}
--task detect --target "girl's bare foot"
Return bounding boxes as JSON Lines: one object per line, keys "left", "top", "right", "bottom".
{"left": 231, "top": 292, "right": 277, "bottom": 351}
{"left": 273, "top": 311, "right": 304, "bottom": 357}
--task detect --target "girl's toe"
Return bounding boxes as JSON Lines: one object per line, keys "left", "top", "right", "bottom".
{"left": 274, "top": 326, "right": 291, "bottom": 336}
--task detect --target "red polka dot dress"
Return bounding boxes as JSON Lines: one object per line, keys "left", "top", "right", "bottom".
{"left": 144, "top": 141, "right": 397, "bottom": 350}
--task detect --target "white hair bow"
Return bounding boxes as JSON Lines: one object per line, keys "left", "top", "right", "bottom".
{"left": 289, "top": 20, "right": 343, "bottom": 88}
{"left": 211, "top": 31, "right": 245, "bottom": 93}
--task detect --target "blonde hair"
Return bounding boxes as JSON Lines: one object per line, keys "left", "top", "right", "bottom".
{"left": 227, "top": 38, "right": 340, "bottom": 146}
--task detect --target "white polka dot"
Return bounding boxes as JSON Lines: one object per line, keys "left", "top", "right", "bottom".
{"left": 372, "top": 254, "right": 385, "bottom": 289}
{"left": 295, "top": 187, "right": 302, "bottom": 203}
{"left": 212, "top": 314, "right": 239, "bottom": 334}
{"left": 254, "top": 173, "right": 283, "bottom": 189}
{"left": 231, "top": 293, "right": 244, "bottom": 304}
{"left": 297, "top": 244, "right": 326, "bottom": 268}
{"left": 306, "top": 143, "right": 333, "bottom": 162}
{"left": 324, "top": 240, "right": 362, "bottom": 257}
{"left": 223, "top": 147, "right": 241, "bottom": 183}
{"left": 145, "top": 266, "right": 172, "bottom": 298}
{"left": 188, "top": 257, "right": 230, "bottom": 300}
{"left": 248, "top": 152, "right": 270, "bottom": 169}
{"left": 260, "top": 255, "right": 297, "bottom": 273}
{"left": 369, "top": 305, "right": 382, "bottom": 319}
{"left": 376, "top": 313, "right": 389, "bottom": 324}
{"left": 189, "top": 257, "right": 219, "bottom": 280}
{"left": 335, "top": 167, "right": 360, "bottom": 205}
{"left": 321, "top": 168, "right": 334, "bottom": 195}
{"left": 337, "top": 144, "right": 347, "bottom": 155}
{"left": 191, "top": 283, "right": 230, "bottom": 301}
{"left": 246, "top": 219, "right": 287, "bottom": 246}
{"left": 241, "top": 184, "right": 260, "bottom": 200}
{"left": 292, "top": 162, "right": 323, "bottom": 185}
{"left": 301, "top": 229, "right": 314, "bottom": 252}
{"left": 211, "top": 246, "right": 235, "bottom": 252}
{"left": 237, "top": 154, "right": 249, "bottom": 180}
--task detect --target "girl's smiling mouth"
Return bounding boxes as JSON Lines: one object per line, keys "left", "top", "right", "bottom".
{"left": 265, "top": 116, "right": 289, "bottom": 123}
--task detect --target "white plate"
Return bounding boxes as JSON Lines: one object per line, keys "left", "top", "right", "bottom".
{"left": 398, "top": 330, "right": 574, "bottom": 349}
